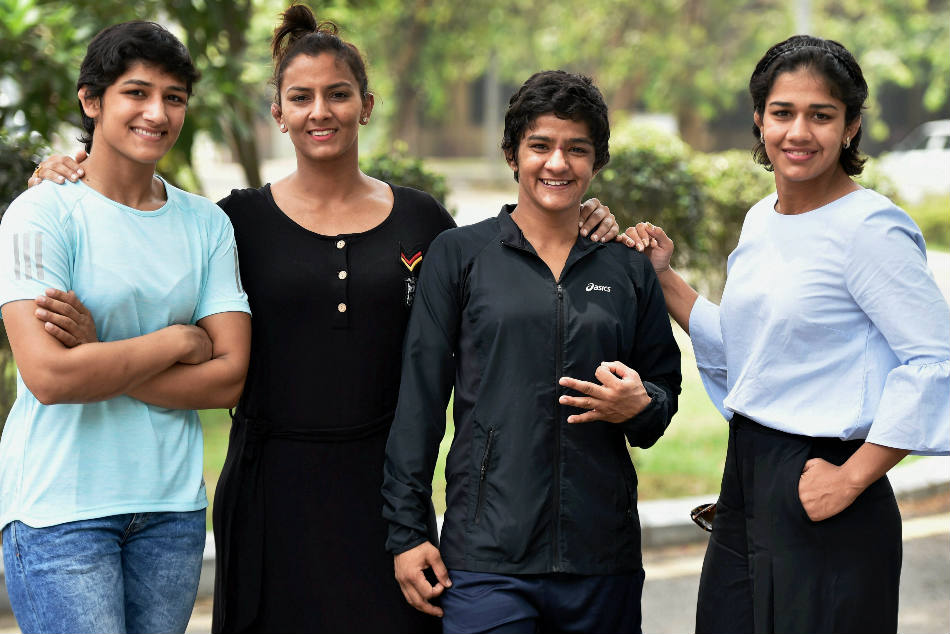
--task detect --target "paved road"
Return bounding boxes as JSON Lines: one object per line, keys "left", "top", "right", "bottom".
{"left": 1, "top": 515, "right": 943, "bottom": 634}
{"left": 640, "top": 511, "right": 950, "bottom": 634}
{"left": 143, "top": 511, "right": 942, "bottom": 634}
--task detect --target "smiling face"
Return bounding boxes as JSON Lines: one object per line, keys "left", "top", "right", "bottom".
{"left": 754, "top": 68, "right": 861, "bottom": 188}
{"left": 509, "top": 113, "right": 597, "bottom": 217}
{"left": 272, "top": 52, "right": 372, "bottom": 164}
{"left": 79, "top": 61, "right": 188, "bottom": 166}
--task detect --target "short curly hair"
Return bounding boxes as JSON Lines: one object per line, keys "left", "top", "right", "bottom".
{"left": 750, "top": 35, "right": 867, "bottom": 176}
{"left": 77, "top": 21, "right": 199, "bottom": 153}
{"left": 502, "top": 71, "right": 610, "bottom": 182}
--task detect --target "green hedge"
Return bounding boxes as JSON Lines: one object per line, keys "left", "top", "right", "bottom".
{"left": 360, "top": 144, "right": 453, "bottom": 215}
{"left": 587, "top": 124, "right": 704, "bottom": 270}
{"left": 906, "top": 194, "right": 950, "bottom": 251}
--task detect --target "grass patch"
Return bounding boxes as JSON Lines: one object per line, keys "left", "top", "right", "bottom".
{"left": 199, "top": 408, "right": 231, "bottom": 529}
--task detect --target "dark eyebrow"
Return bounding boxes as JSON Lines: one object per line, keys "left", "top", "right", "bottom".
{"left": 526, "top": 134, "right": 594, "bottom": 146}
{"left": 287, "top": 81, "right": 354, "bottom": 93}
{"left": 768, "top": 100, "right": 839, "bottom": 110}
{"left": 119, "top": 78, "right": 188, "bottom": 93}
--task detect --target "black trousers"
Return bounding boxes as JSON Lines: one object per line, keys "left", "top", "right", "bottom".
{"left": 695, "top": 415, "right": 902, "bottom": 634}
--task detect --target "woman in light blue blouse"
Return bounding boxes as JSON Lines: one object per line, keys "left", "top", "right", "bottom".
{"left": 628, "top": 35, "right": 949, "bottom": 634}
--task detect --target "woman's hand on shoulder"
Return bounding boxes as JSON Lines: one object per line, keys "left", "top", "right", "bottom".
{"left": 28, "top": 150, "right": 87, "bottom": 188}
{"left": 578, "top": 198, "right": 619, "bottom": 242}
{"left": 621, "top": 222, "right": 674, "bottom": 273}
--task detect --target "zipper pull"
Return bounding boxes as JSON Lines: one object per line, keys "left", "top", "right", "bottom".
{"left": 557, "top": 284, "right": 563, "bottom": 299}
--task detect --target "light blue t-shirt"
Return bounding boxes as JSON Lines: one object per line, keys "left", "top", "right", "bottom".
{"left": 0, "top": 177, "right": 250, "bottom": 529}
{"left": 689, "top": 188, "right": 949, "bottom": 455}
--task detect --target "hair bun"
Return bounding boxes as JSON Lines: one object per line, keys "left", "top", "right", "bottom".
{"left": 272, "top": 4, "right": 319, "bottom": 62}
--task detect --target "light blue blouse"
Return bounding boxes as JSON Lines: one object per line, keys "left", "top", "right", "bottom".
{"left": 690, "top": 189, "right": 949, "bottom": 455}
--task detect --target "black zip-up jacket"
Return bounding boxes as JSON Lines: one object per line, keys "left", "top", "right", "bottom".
{"left": 382, "top": 207, "right": 681, "bottom": 575}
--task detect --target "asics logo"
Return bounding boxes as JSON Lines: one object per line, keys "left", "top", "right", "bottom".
{"left": 585, "top": 282, "right": 611, "bottom": 293}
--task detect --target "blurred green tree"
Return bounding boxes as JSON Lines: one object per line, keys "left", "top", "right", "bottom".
{"left": 0, "top": 0, "right": 274, "bottom": 192}
{"left": 337, "top": 0, "right": 947, "bottom": 152}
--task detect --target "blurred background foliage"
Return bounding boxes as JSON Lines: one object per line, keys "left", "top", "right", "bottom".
{"left": 360, "top": 142, "right": 452, "bottom": 211}
{"left": 0, "top": 0, "right": 947, "bottom": 461}
{"left": 1, "top": 0, "right": 948, "bottom": 189}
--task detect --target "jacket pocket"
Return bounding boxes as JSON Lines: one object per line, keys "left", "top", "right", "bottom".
{"left": 474, "top": 426, "right": 495, "bottom": 524}
{"left": 621, "top": 459, "right": 637, "bottom": 524}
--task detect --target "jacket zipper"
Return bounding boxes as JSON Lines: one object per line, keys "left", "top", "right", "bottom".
{"left": 474, "top": 426, "right": 495, "bottom": 524}
{"left": 552, "top": 283, "right": 564, "bottom": 571}
{"left": 498, "top": 237, "right": 602, "bottom": 572}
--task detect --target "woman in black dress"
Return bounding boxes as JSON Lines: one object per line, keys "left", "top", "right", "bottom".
{"left": 29, "top": 6, "right": 620, "bottom": 632}
{"left": 209, "top": 10, "right": 453, "bottom": 632}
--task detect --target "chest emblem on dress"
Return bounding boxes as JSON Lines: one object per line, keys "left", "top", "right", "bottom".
{"left": 399, "top": 244, "right": 424, "bottom": 308}
{"left": 400, "top": 249, "right": 423, "bottom": 272}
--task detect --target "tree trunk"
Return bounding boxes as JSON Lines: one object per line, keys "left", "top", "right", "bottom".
{"left": 388, "top": 0, "right": 431, "bottom": 151}
{"left": 228, "top": 102, "right": 263, "bottom": 189}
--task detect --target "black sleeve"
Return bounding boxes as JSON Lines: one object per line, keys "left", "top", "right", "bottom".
{"left": 620, "top": 256, "right": 682, "bottom": 448}
{"left": 381, "top": 231, "right": 462, "bottom": 554}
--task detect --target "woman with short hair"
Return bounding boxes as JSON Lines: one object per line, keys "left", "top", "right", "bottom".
{"left": 0, "top": 20, "right": 250, "bottom": 633}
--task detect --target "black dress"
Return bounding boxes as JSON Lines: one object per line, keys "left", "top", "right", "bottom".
{"left": 211, "top": 183, "right": 455, "bottom": 633}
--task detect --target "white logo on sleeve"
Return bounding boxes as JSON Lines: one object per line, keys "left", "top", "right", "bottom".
{"left": 585, "top": 282, "right": 611, "bottom": 293}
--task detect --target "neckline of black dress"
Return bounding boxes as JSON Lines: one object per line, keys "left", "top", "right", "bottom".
{"left": 261, "top": 181, "right": 400, "bottom": 240}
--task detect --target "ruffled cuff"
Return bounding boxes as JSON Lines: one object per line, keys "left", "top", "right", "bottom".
{"left": 865, "top": 360, "right": 950, "bottom": 455}
{"left": 688, "top": 296, "right": 730, "bottom": 420}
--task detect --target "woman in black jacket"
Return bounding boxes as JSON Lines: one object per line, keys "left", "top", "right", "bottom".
{"left": 383, "top": 70, "right": 681, "bottom": 634}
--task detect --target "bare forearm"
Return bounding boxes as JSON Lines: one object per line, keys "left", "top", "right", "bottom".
{"left": 127, "top": 355, "right": 247, "bottom": 410}
{"left": 655, "top": 268, "right": 699, "bottom": 333}
{"left": 30, "top": 327, "right": 190, "bottom": 404}
{"left": 128, "top": 311, "right": 251, "bottom": 409}
{"left": 842, "top": 443, "right": 910, "bottom": 493}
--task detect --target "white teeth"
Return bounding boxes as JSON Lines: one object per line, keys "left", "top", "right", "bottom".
{"left": 310, "top": 130, "right": 333, "bottom": 136}
{"left": 786, "top": 150, "right": 812, "bottom": 156}
{"left": 541, "top": 179, "right": 569, "bottom": 186}
{"left": 133, "top": 128, "right": 162, "bottom": 137}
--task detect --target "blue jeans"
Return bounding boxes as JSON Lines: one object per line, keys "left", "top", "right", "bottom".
{"left": 2, "top": 510, "right": 205, "bottom": 634}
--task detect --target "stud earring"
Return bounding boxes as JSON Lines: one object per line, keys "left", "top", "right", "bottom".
{"left": 843, "top": 137, "right": 851, "bottom": 149}
{"left": 280, "top": 124, "right": 287, "bottom": 132}
{"left": 759, "top": 130, "right": 764, "bottom": 144}
{"left": 360, "top": 117, "right": 368, "bottom": 124}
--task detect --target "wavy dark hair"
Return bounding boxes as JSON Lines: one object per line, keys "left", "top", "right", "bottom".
{"left": 502, "top": 70, "right": 610, "bottom": 182}
{"left": 271, "top": 4, "right": 369, "bottom": 104}
{"left": 77, "top": 21, "right": 199, "bottom": 153}
{"left": 750, "top": 35, "right": 868, "bottom": 175}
